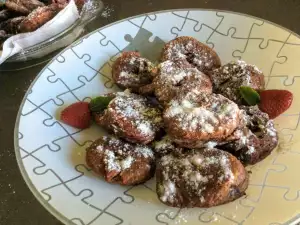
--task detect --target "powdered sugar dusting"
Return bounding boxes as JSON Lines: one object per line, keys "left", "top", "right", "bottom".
{"left": 162, "top": 37, "right": 219, "bottom": 73}
{"left": 191, "top": 155, "right": 203, "bottom": 166}
{"left": 210, "top": 60, "right": 264, "bottom": 104}
{"left": 135, "top": 146, "right": 154, "bottom": 159}
{"left": 154, "top": 59, "right": 212, "bottom": 104}
{"left": 155, "top": 136, "right": 172, "bottom": 151}
{"left": 115, "top": 54, "right": 154, "bottom": 88}
{"left": 218, "top": 105, "right": 278, "bottom": 164}
{"left": 137, "top": 122, "right": 153, "bottom": 136}
{"left": 104, "top": 150, "right": 121, "bottom": 172}
{"left": 153, "top": 135, "right": 184, "bottom": 156}
{"left": 106, "top": 91, "right": 162, "bottom": 139}
{"left": 160, "top": 180, "right": 177, "bottom": 203}
{"left": 219, "top": 155, "right": 234, "bottom": 182}
{"left": 157, "top": 148, "right": 239, "bottom": 206}
{"left": 245, "top": 146, "right": 255, "bottom": 155}
{"left": 205, "top": 141, "right": 218, "bottom": 149}
{"left": 94, "top": 136, "right": 154, "bottom": 174}
{"left": 119, "top": 71, "right": 141, "bottom": 85}
{"left": 120, "top": 156, "right": 134, "bottom": 170}
{"left": 165, "top": 92, "right": 240, "bottom": 135}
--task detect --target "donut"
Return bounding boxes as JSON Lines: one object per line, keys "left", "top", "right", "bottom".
{"left": 209, "top": 60, "right": 265, "bottom": 105}
{"left": 86, "top": 136, "right": 155, "bottom": 185}
{"left": 161, "top": 36, "right": 221, "bottom": 74}
{"left": 18, "top": 4, "right": 60, "bottom": 33}
{"left": 0, "top": 16, "right": 25, "bottom": 34}
{"left": 156, "top": 148, "right": 249, "bottom": 208}
{"left": 153, "top": 58, "right": 212, "bottom": 105}
{"left": 218, "top": 106, "right": 278, "bottom": 165}
{"left": 0, "top": 9, "right": 17, "bottom": 23}
{"left": 112, "top": 51, "right": 157, "bottom": 91}
{"left": 5, "top": 0, "right": 45, "bottom": 15}
{"left": 163, "top": 91, "right": 241, "bottom": 148}
{"left": 94, "top": 90, "right": 163, "bottom": 144}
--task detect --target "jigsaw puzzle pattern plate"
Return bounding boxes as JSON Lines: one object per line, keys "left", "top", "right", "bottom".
{"left": 14, "top": 9, "right": 300, "bottom": 225}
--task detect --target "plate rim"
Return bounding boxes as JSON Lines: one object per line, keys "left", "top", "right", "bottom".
{"left": 14, "top": 8, "right": 300, "bottom": 225}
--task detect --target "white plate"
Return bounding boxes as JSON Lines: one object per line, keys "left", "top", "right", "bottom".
{"left": 15, "top": 9, "right": 300, "bottom": 225}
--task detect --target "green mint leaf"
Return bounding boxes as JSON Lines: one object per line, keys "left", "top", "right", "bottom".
{"left": 239, "top": 86, "right": 260, "bottom": 106}
{"left": 89, "top": 96, "right": 114, "bottom": 112}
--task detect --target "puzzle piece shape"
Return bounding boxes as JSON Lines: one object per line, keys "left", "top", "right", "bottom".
{"left": 246, "top": 150, "right": 286, "bottom": 186}
{"left": 106, "top": 185, "right": 178, "bottom": 225}
{"left": 28, "top": 68, "right": 69, "bottom": 106}
{"left": 266, "top": 76, "right": 300, "bottom": 114}
{"left": 71, "top": 218, "right": 85, "bottom": 225}
{"left": 30, "top": 136, "right": 91, "bottom": 182}
{"left": 241, "top": 184, "right": 265, "bottom": 205}
{"left": 28, "top": 83, "right": 113, "bottom": 150}
{"left": 39, "top": 90, "right": 82, "bottom": 134}
{"left": 69, "top": 123, "right": 109, "bottom": 147}
{"left": 158, "top": 208, "right": 239, "bottom": 225}
{"left": 97, "top": 62, "right": 117, "bottom": 89}
{"left": 241, "top": 186, "right": 300, "bottom": 225}
{"left": 143, "top": 177, "right": 156, "bottom": 192}
{"left": 170, "top": 11, "right": 189, "bottom": 34}
{"left": 274, "top": 113, "right": 300, "bottom": 153}
{"left": 287, "top": 34, "right": 300, "bottom": 45}
{"left": 201, "top": 198, "right": 255, "bottom": 223}
{"left": 70, "top": 31, "right": 119, "bottom": 87}
{"left": 198, "top": 210, "right": 238, "bottom": 224}
{"left": 267, "top": 75, "right": 300, "bottom": 87}
{"left": 158, "top": 194, "right": 253, "bottom": 224}
{"left": 18, "top": 104, "right": 67, "bottom": 153}
{"left": 63, "top": 165, "right": 132, "bottom": 212}
{"left": 146, "top": 14, "right": 157, "bottom": 21}
{"left": 187, "top": 11, "right": 223, "bottom": 33}
{"left": 208, "top": 28, "right": 248, "bottom": 64}
{"left": 142, "top": 11, "right": 187, "bottom": 42}
{"left": 21, "top": 152, "right": 61, "bottom": 197}
{"left": 71, "top": 73, "right": 119, "bottom": 102}
{"left": 248, "top": 21, "right": 290, "bottom": 48}
{"left": 122, "top": 28, "right": 165, "bottom": 62}
{"left": 215, "top": 12, "right": 263, "bottom": 39}
{"left": 233, "top": 39, "right": 286, "bottom": 76}
{"left": 21, "top": 99, "right": 42, "bottom": 116}
{"left": 100, "top": 20, "right": 142, "bottom": 51}
{"left": 19, "top": 146, "right": 29, "bottom": 158}
{"left": 42, "top": 182, "right": 100, "bottom": 224}
{"left": 37, "top": 84, "right": 111, "bottom": 142}
{"left": 156, "top": 208, "right": 183, "bottom": 224}
{"left": 271, "top": 35, "right": 300, "bottom": 80}
{"left": 128, "top": 16, "right": 147, "bottom": 28}
{"left": 18, "top": 132, "right": 23, "bottom": 139}
{"left": 171, "top": 11, "right": 222, "bottom": 49}
{"left": 81, "top": 212, "right": 122, "bottom": 225}
{"left": 265, "top": 151, "right": 300, "bottom": 200}
{"left": 47, "top": 50, "right": 97, "bottom": 92}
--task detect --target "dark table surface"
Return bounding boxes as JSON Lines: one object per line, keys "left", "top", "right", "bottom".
{"left": 0, "top": 0, "right": 300, "bottom": 224}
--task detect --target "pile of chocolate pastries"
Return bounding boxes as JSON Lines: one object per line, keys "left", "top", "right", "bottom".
{"left": 86, "top": 36, "right": 278, "bottom": 208}
{"left": 0, "top": 0, "right": 84, "bottom": 49}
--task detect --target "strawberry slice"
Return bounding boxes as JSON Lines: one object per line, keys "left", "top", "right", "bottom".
{"left": 258, "top": 89, "right": 293, "bottom": 119}
{"left": 60, "top": 102, "right": 91, "bottom": 129}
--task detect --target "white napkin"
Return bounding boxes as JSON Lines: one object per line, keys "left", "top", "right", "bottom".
{"left": 0, "top": 0, "right": 81, "bottom": 65}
